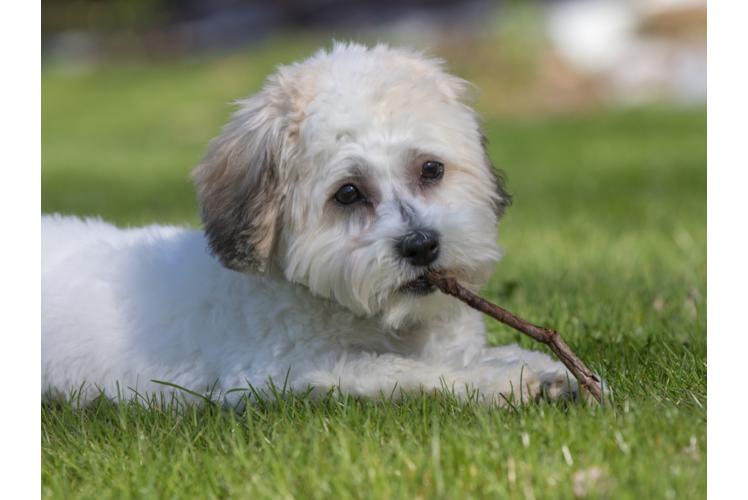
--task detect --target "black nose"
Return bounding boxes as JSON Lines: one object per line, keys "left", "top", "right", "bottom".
{"left": 397, "top": 230, "right": 440, "bottom": 267}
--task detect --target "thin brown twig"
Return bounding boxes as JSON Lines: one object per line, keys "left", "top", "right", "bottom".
{"left": 423, "top": 271, "right": 606, "bottom": 406}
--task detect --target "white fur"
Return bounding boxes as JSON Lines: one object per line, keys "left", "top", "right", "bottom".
{"left": 42, "top": 43, "right": 583, "bottom": 407}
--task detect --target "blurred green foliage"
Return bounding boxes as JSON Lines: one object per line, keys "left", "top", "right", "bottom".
{"left": 42, "top": 0, "right": 168, "bottom": 35}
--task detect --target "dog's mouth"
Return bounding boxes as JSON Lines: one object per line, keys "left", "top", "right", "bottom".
{"left": 401, "top": 275, "right": 437, "bottom": 296}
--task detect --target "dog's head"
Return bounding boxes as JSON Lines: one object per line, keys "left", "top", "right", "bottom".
{"left": 193, "top": 42, "right": 510, "bottom": 327}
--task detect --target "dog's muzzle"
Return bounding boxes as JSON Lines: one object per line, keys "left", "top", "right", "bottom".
{"left": 397, "top": 229, "right": 440, "bottom": 295}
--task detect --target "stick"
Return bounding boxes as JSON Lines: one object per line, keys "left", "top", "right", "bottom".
{"left": 423, "top": 271, "right": 606, "bottom": 406}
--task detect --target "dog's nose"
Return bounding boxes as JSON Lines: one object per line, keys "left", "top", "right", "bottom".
{"left": 398, "top": 230, "right": 440, "bottom": 267}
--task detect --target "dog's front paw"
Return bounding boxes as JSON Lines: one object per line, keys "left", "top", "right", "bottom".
{"left": 535, "top": 373, "right": 598, "bottom": 405}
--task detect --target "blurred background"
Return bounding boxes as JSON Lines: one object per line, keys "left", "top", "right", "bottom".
{"left": 41, "top": 0, "right": 707, "bottom": 230}
{"left": 43, "top": 0, "right": 706, "bottom": 112}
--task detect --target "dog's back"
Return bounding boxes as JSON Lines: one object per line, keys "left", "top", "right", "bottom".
{"left": 41, "top": 215, "right": 195, "bottom": 403}
{"left": 43, "top": 215, "right": 117, "bottom": 273}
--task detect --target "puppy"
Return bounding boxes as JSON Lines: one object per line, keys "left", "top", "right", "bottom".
{"left": 42, "top": 42, "right": 584, "bottom": 407}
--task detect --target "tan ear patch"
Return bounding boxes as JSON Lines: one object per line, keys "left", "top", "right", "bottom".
{"left": 192, "top": 97, "right": 287, "bottom": 273}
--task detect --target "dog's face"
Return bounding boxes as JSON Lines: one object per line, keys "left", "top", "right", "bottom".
{"left": 193, "top": 43, "right": 510, "bottom": 327}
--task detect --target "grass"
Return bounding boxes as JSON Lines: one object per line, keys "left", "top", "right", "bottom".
{"left": 42, "top": 44, "right": 706, "bottom": 499}
{"left": 42, "top": 389, "right": 703, "bottom": 499}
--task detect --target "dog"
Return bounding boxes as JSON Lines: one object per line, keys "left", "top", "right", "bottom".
{"left": 42, "top": 42, "right": 586, "bottom": 407}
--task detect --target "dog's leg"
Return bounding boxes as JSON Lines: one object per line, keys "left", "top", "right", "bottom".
{"left": 480, "top": 345, "right": 598, "bottom": 405}
{"left": 289, "top": 346, "right": 591, "bottom": 406}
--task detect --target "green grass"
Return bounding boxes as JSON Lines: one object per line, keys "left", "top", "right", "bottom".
{"left": 42, "top": 47, "right": 706, "bottom": 499}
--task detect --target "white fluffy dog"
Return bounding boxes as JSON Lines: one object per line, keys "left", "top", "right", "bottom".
{"left": 42, "top": 42, "right": 584, "bottom": 407}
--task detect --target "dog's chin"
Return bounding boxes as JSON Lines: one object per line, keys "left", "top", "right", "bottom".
{"left": 380, "top": 289, "right": 464, "bottom": 329}
{"left": 375, "top": 270, "right": 467, "bottom": 329}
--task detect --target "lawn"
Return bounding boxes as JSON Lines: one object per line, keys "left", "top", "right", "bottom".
{"left": 41, "top": 44, "right": 706, "bottom": 499}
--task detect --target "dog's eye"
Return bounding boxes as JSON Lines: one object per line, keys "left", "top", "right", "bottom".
{"left": 421, "top": 161, "right": 444, "bottom": 181}
{"left": 333, "top": 185, "right": 362, "bottom": 205}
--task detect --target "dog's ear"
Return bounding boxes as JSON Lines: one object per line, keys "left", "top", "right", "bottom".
{"left": 431, "top": 67, "right": 512, "bottom": 221}
{"left": 192, "top": 93, "right": 288, "bottom": 273}
{"left": 480, "top": 131, "right": 512, "bottom": 220}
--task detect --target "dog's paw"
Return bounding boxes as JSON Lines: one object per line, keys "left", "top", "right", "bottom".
{"left": 534, "top": 373, "right": 599, "bottom": 406}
